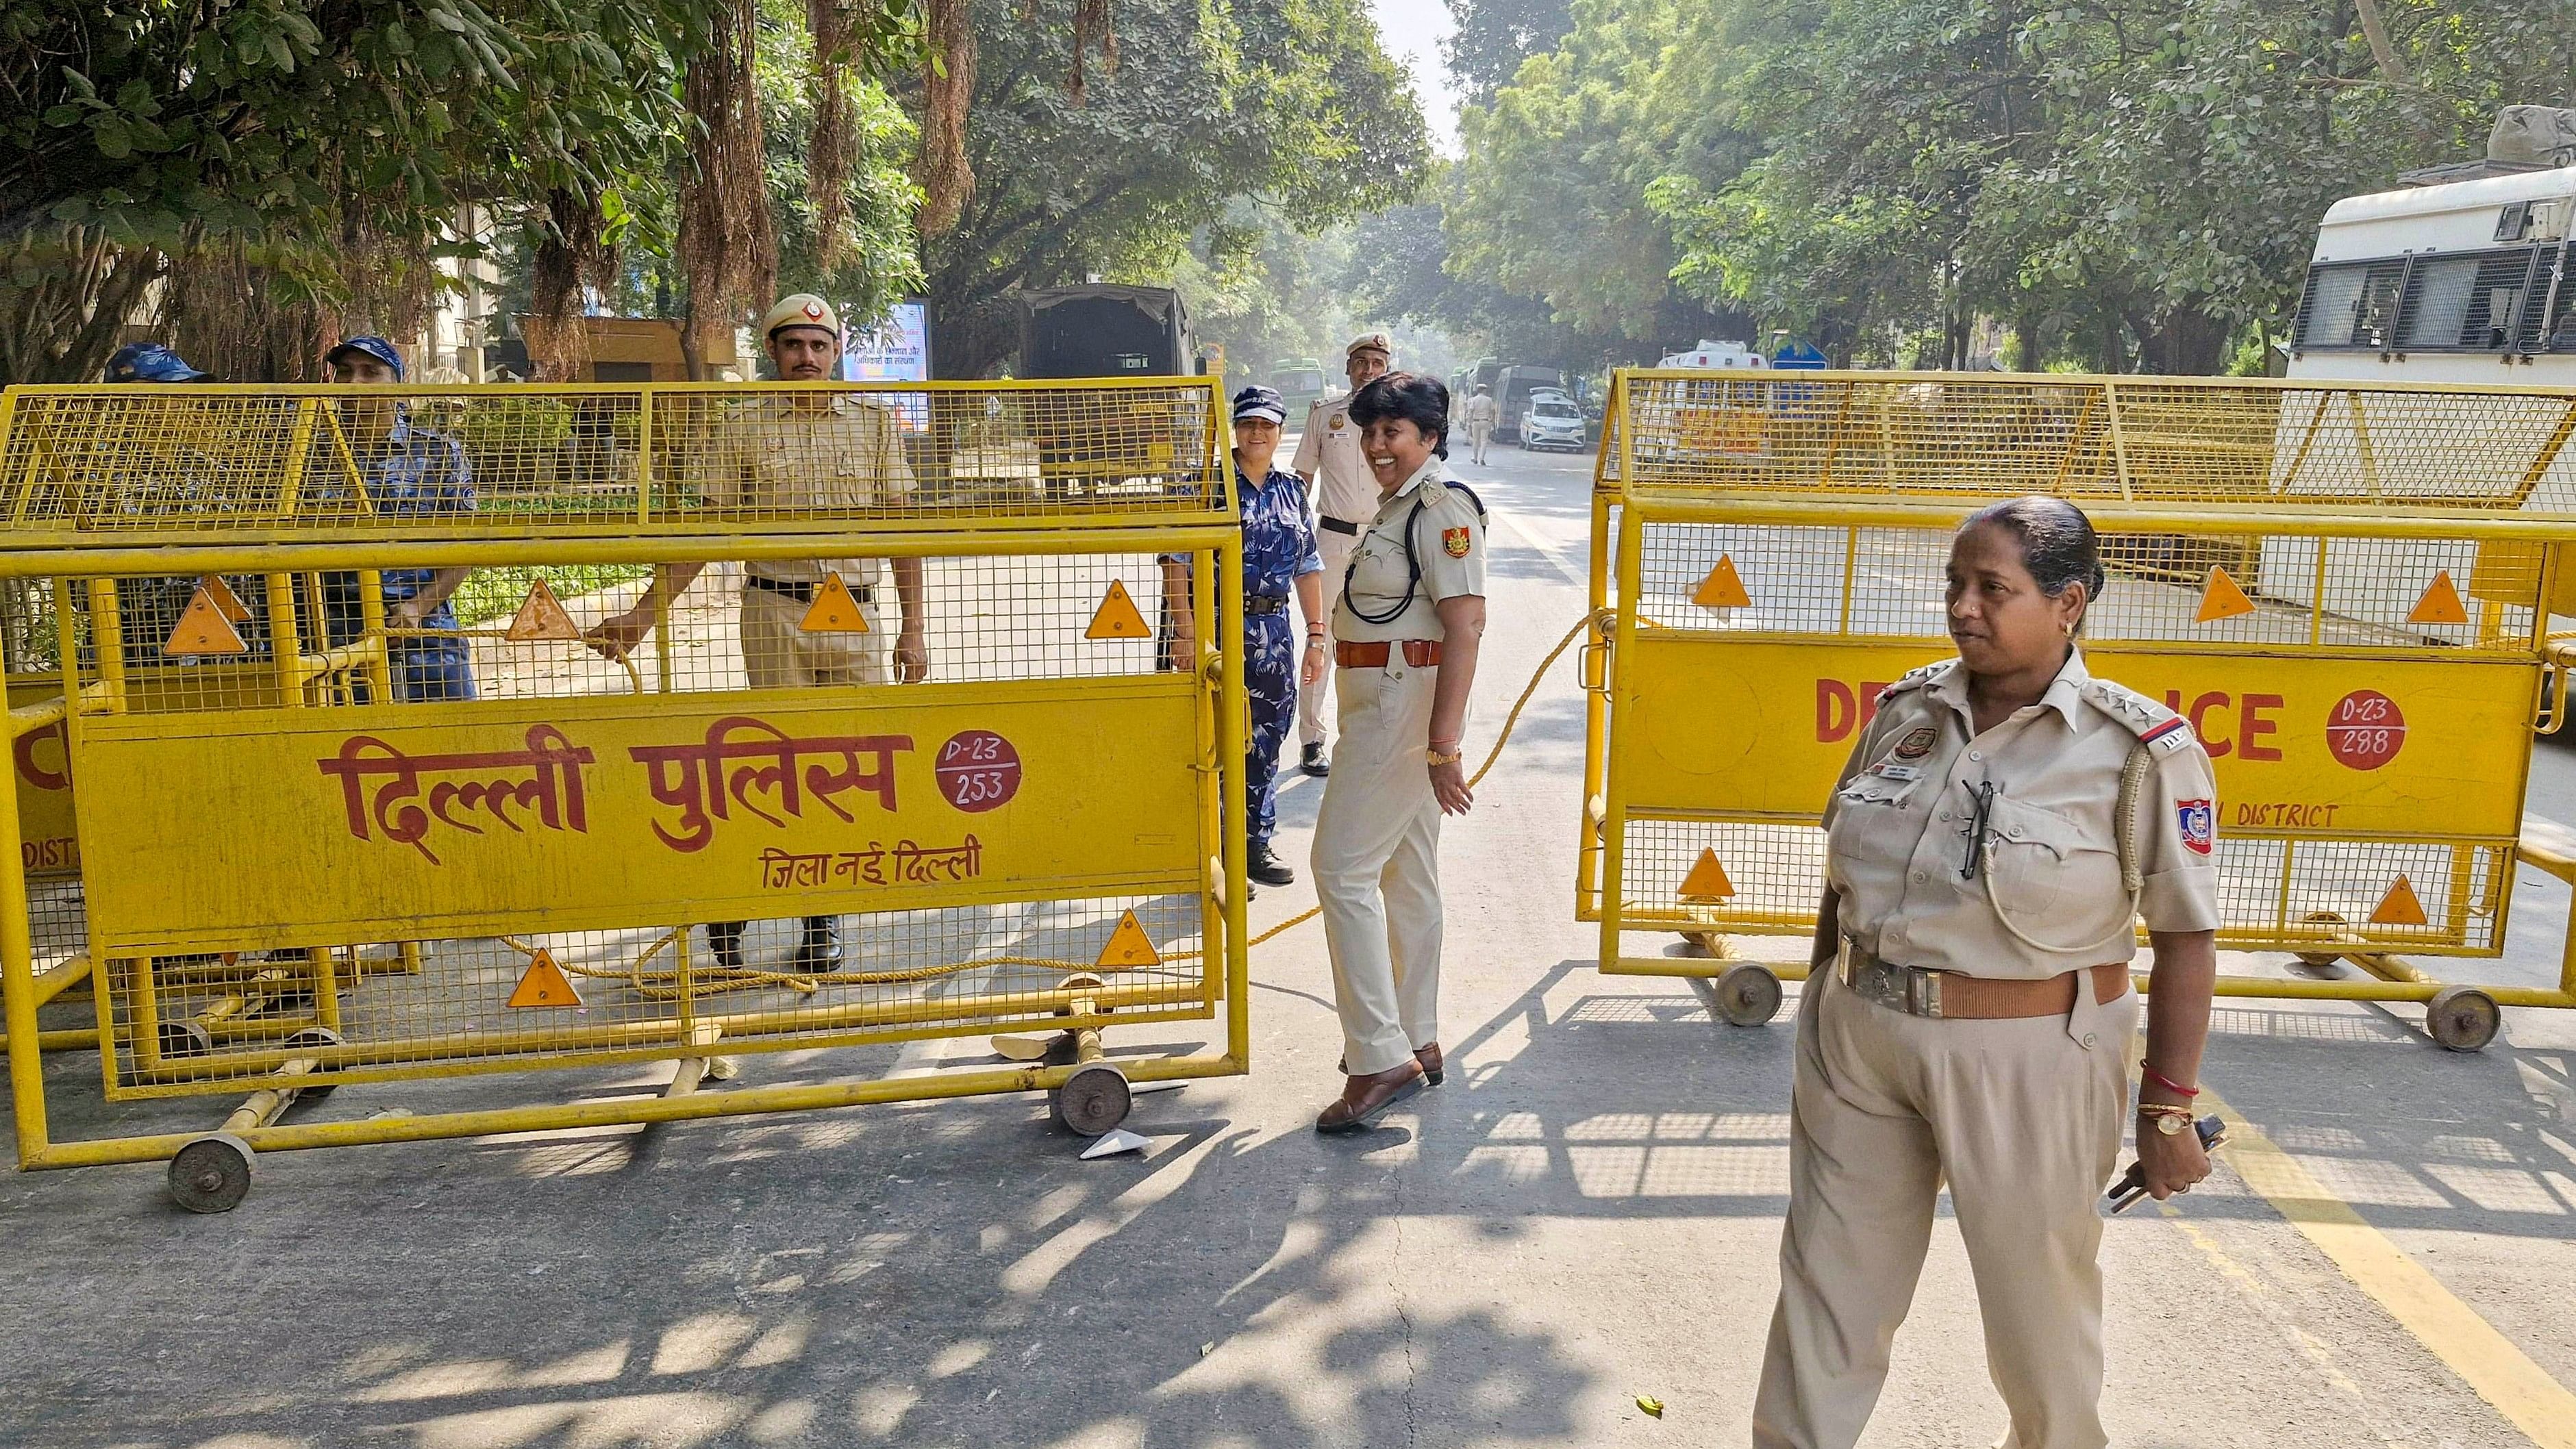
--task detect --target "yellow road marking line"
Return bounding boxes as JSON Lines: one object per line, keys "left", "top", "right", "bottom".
{"left": 2203, "top": 1085, "right": 2576, "bottom": 1449}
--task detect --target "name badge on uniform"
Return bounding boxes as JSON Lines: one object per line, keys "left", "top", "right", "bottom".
{"left": 1442, "top": 526, "right": 1472, "bottom": 558}
{"left": 1868, "top": 764, "right": 1922, "bottom": 782}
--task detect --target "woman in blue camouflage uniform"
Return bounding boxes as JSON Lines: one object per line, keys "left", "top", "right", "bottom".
{"left": 1162, "top": 386, "right": 1327, "bottom": 890}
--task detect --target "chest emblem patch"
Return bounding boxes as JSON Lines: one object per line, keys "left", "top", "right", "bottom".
{"left": 2177, "top": 799, "right": 2214, "bottom": 855}
{"left": 1892, "top": 726, "right": 1938, "bottom": 761}
{"left": 1329, "top": 413, "right": 1347, "bottom": 431}
{"left": 1442, "top": 527, "right": 1472, "bottom": 558}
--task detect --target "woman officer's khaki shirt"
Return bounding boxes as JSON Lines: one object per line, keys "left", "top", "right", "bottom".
{"left": 1822, "top": 648, "right": 2221, "bottom": 981}
{"left": 1333, "top": 456, "right": 1485, "bottom": 643}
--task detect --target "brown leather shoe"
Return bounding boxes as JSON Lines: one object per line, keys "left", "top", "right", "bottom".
{"left": 1337, "top": 1044, "right": 1445, "bottom": 1086}
{"left": 1314, "top": 1061, "right": 1427, "bottom": 1134}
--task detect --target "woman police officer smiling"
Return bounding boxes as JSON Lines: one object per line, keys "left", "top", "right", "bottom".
{"left": 1310, "top": 373, "right": 1487, "bottom": 1134}
{"left": 1754, "top": 497, "right": 2219, "bottom": 1449}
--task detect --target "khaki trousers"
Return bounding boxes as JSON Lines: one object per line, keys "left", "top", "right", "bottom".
{"left": 1298, "top": 527, "right": 1360, "bottom": 746}
{"left": 1753, "top": 963, "right": 2138, "bottom": 1449}
{"left": 1468, "top": 422, "right": 1494, "bottom": 464}
{"left": 1311, "top": 655, "right": 1443, "bottom": 1075}
{"left": 739, "top": 585, "right": 885, "bottom": 689}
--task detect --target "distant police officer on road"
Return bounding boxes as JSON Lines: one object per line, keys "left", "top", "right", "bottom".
{"left": 1755, "top": 496, "right": 2220, "bottom": 1449}
{"left": 1460, "top": 383, "right": 1499, "bottom": 466}
{"left": 1160, "top": 386, "right": 1327, "bottom": 890}
{"left": 1290, "top": 331, "right": 1396, "bottom": 778}
{"left": 316, "top": 335, "right": 479, "bottom": 703}
{"left": 589, "top": 293, "right": 926, "bottom": 974}
{"left": 1311, "top": 373, "right": 1486, "bottom": 1133}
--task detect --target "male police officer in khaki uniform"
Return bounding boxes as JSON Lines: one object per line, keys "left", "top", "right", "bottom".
{"left": 1288, "top": 331, "right": 1395, "bottom": 776}
{"left": 1755, "top": 498, "right": 2220, "bottom": 1449}
{"left": 589, "top": 293, "right": 927, "bottom": 972}
{"left": 1460, "top": 383, "right": 1499, "bottom": 465}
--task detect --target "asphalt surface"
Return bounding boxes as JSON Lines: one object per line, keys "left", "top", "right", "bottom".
{"left": 5, "top": 433, "right": 2575, "bottom": 1448}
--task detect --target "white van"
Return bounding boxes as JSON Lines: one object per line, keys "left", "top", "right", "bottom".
{"left": 2289, "top": 164, "right": 2575, "bottom": 384}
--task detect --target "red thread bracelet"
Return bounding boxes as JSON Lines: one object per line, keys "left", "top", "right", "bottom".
{"left": 2141, "top": 1063, "right": 2199, "bottom": 1098}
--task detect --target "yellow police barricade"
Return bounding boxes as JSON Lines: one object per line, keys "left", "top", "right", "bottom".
{"left": 0, "top": 377, "right": 1249, "bottom": 1211}
{"left": 0, "top": 578, "right": 95, "bottom": 1054}
{"left": 1581, "top": 369, "right": 2576, "bottom": 1051}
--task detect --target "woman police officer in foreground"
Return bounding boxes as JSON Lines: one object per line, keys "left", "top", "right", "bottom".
{"left": 1310, "top": 373, "right": 1486, "bottom": 1133}
{"left": 1755, "top": 498, "right": 2218, "bottom": 1449}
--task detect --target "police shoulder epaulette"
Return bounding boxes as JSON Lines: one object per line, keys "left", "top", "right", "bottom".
{"left": 2080, "top": 677, "right": 2195, "bottom": 756}
{"left": 1877, "top": 659, "right": 1957, "bottom": 700}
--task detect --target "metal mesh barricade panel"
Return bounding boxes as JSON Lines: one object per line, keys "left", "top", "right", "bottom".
{"left": 0, "top": 383, "right": 1227, "bottom": 543}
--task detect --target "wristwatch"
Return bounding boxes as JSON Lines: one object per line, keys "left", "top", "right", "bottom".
{"left": 2137, "top": 1102, "right": 2194, "bottom": 1135}
{"left": 1425, "top": 747, "right": 1464, "bottom": 767}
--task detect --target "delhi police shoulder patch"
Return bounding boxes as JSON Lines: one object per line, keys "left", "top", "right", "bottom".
{"left": 1442, "top": 526, "right": 1471, "bottom": 558}
{"left": 2176, "top": 798, "right": 2215, "bottom": 855}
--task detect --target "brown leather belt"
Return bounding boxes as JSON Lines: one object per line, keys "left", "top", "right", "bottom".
{"left": 1335, "top": 640, "right": 1442, "bottom": 668}
{"left": 1838, "top": 940, "right": 2127, "bottom": 1020}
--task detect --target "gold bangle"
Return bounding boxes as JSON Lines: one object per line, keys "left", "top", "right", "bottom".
{"left": 1425, "top": 748, "right": 1464, "bottom": 767}
{"left": 2136, "top": 1102, "right": 2196, "bottom": 1118}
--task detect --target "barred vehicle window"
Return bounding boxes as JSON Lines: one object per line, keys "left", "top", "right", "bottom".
{"left": 2296, "top": 260, "right": 2409, "bottom": 349}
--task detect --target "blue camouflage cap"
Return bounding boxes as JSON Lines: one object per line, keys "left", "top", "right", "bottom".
{"left": 325, "top": 334, "right": 405, "bottom": 380}
{"left": 105, "top": 342, "right": 211, "bottom": 383}
{"left": 1231, "top": 385, "right": 1288, "bottom": 426}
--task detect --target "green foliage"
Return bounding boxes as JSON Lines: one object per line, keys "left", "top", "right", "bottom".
{"left": 1443, "top": 0, "right": 1576, "bottom": 104}
{"left": 1447, "top": 0, "right": 2576, "bottom": 373}
{"left": 924, "top": 0, "right": 1433, "bottom": 378}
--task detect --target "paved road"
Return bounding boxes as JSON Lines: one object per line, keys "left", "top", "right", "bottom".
{"left": 4, "top": 434, "right": 2575, "bottom": 1448}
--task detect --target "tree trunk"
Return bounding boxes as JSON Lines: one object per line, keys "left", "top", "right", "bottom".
{"left": 2137, "top": 305, "right": 2227, "bottom": 375}
{"left": 2353, "top": 0, "right": 2413, "bottom": 86}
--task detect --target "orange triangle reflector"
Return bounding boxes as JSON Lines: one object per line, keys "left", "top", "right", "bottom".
{"left": 503, "top": 578, "right": 582, "bottom": 641}
{"left": 1692, "top": 555, "right": 1752, "bottom": 609}
{"left": 505, "top": 948, "right": 583, "bottom": 1007}
{"left": 197, "top": 574, "right": 251, "bottom": 622}
{"left": 799, "top": 572, "right": 871, "bottom": 633}
{"left": 1096, "top": 909, "right": 1162, "bottom": 968}
{"left": 2195, "top": 566, "right": 2256, "bottom": 624}
{"left": 2370, "top": 875, "right": 2429, "bottom": 927}
{"left": 1678, "top": 848, "right": 1736, "bottom": 903}
{"left": 163, "top": 585, "right": 249, "bottom": 656}
{"left": 1085, "top": 580, "right": 1153, "bottom": 640}
{"left": 2407, "top": 570, "right": 2470, "bottom": 625}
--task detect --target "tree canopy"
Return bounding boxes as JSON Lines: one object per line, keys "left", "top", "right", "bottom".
{"left": 920, "top": 0, "right": 1430, "bottom": 378}
{"left": 1425, "top": 0, "right": 2576, "bottom": 373}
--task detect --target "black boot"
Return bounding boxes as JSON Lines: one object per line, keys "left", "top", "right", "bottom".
{"left": 1299, "top": 742, "right": 1330, "bottom": 777}
{"left": 791, "top": 915, "right": 842, "bottom": 974}
{"left": 1248, "top": 842, "right": 1295, "bottom": 887}
{"left": 703, "top": 920, "right": 747, "bottom": 972}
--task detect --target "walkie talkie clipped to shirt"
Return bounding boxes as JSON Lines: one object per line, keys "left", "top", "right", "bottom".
{"left": 2105, "top": 1114, "right": 2226, "bottom": 1213}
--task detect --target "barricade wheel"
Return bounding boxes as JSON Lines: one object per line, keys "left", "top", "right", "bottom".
{"left": 1051, "top": 1061, "right": 1132, "bottom": 1137}
{"left": 2292, "top": 911, "right": 2351, "bottom": 968}
{"left": 1712, "top": 963, "right": 1785, "bottom": 1027}
{"left": 168, "top": 1133, "right": 255, "bottom": 1214}
{"left": 283, "top": 1027, "right": 344, "bottom": 1101}
{"left": 158, "top": 1019, "right": 215, "bottom": 1060}
{"left": 2424, "top": 987, "right": 2501, "bottom": 1053}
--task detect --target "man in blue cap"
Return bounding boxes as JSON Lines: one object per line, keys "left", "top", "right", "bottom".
{"left": 105, "top": 342, "right": 211, "bottom": 384}
{"left": 97, "top": 343, "right": 281, "bottom": 661}
{"left": 1160, "top": 384, "right": 1326, "bottom": 889}
{"left": 316, "top": 335, "right": 479, "bottom": 701}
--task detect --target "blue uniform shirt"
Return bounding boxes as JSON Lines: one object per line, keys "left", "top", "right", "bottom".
{"left": 1163, "top": 463, "right": 1323, "bottom": 601}
{"left": 315, "top": 410, "right": 476, "bottom": 625}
